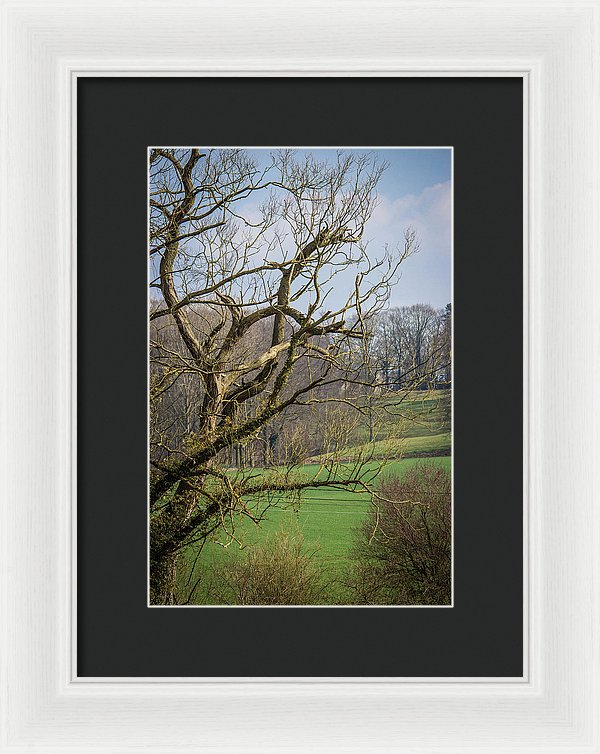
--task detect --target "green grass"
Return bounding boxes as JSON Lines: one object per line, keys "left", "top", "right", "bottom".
{"left": 355, "top": 390, "right": 450, "bottom": 441}
{"left": 334, "top": 432, "right": 450, "bottom": 460}
{"left": 308, "top": 389, "right": 451, "bottom": 462}
{"left": 180, "top": 456, "right": 451, "bottom": 604}
{"left": 177, "top": 390, "right": 451, "bottom": 604}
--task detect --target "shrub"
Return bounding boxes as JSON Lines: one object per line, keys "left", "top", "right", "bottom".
{"left": 351, "top": 462, "right": 451, "bottom": 605}
{"left": 208, "top": 529, "right": 328, "bottom": 605}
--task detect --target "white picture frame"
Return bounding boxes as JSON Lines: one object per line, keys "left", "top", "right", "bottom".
{"left": 1, "top": 1, "right": 598, "bottom": 751}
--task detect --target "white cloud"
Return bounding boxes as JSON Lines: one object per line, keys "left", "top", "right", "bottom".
{"left": 370, "top": 181, "right": 451, "bottom": 257}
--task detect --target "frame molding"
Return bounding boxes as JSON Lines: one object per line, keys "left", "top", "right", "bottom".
{"left": 1, "top": 1, "right": 598, "bottom": 751}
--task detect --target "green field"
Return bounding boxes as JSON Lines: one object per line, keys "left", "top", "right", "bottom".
{"left": 335, "top": 431, "right": 450, "bottom": 460}
{"left": 295, "top": 389, "right": 451, "bottom": 464}
{"left": 351, "top": 390, "right": 451, "bottom": 445}
{"left": 177, "top": 390, "right": 451, "bottom": 604}
{"left": 180, "top": 456, "right": 451, "bottom": 604}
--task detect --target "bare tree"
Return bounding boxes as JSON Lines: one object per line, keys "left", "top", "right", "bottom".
{"left": 149, "top": 148, "right": 418, "bottom": 604}
{"left": 370, "top": 304, "right": 451, "bottom": 391}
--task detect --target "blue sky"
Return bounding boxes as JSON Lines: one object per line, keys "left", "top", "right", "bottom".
{"left": 151, "top": 148, "right": 452, "bottom": 312}
{"left": 245, "top": 147, "right": 452, "bottom": 309}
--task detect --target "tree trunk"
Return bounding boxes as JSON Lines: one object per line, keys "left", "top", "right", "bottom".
{"left": 150, "top": 548, "right": 179, "bottom": 605}
{"left": 149, "top": 479, "right": 204, "bottom": 604}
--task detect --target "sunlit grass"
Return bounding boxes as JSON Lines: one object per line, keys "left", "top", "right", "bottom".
{"left": 180, "top": 456, "right": 451, "bottom": 604}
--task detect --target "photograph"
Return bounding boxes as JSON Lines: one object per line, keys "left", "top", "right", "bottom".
{"left": 148, "top": 147, "right": 452, "bottom": 606}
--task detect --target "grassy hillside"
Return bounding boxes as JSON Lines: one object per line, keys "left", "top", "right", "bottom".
{"left": 310, "top": 389, "right": 451, "bottom": 461}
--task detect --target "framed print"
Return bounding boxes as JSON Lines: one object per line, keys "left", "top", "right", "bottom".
{"left": 77, "top": 77, "right": 522, "bottom": 678}
{"left": 1, "top": 1, "right": 599, "bottom": 752}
